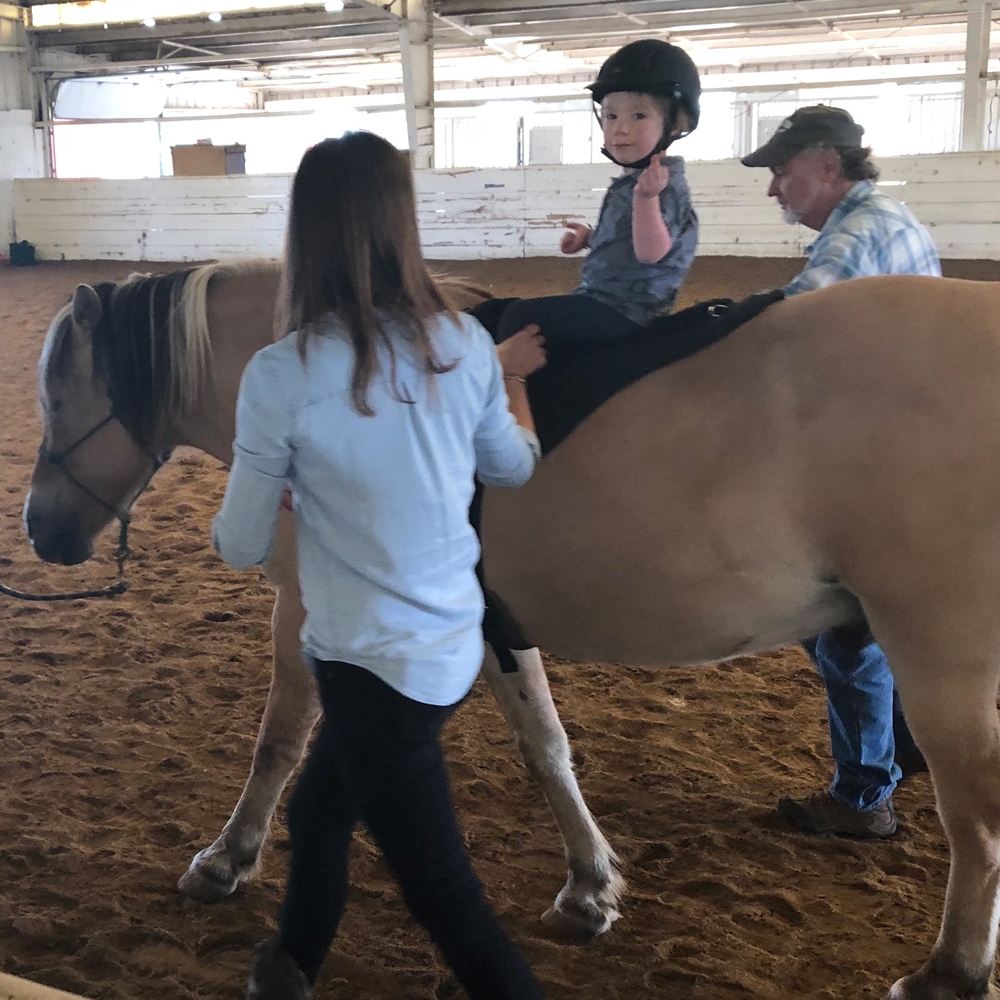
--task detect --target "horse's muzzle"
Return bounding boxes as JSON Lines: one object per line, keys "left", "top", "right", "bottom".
{"left": 24, "top": 496, "right": 94, "bottom": 566}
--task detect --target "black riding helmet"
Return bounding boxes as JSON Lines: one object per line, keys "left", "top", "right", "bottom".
{"left": 586, "top": 39, "right": 701, "bottom": 169}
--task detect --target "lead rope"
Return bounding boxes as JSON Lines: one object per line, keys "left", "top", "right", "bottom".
{"left": 0, "top": 517, "right": 131, "bottom": 602}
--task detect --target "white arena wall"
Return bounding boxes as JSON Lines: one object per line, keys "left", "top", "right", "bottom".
{"left": 1, "top": 178, "right": 12, "bottom": 248}
{"left": 7, "top": 152, "right": 1000, "bottom": 262}
{"left": 1, "top": 108, "right": 46, "bottom": 250}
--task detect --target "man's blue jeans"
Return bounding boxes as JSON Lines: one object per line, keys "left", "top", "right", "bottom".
{"left": 803, "top": 626, "right": 920, "bottom": 811}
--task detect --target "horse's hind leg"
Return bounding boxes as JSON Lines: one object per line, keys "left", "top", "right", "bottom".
{"left": 482, "top": 646, "right": 624, "bottom": 936}
{"left": 179, "top": 546, "right": 321, "bottom": 901}
{"left": 876, "top": 620, "right": 1000, "bottom": 1000}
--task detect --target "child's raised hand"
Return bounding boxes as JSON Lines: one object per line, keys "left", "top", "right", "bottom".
{"left": 497, "top": 324, "right": 547, "bottom": 379}
{"left": 634, "top": 155, "right": 670, "bottom": 200}
{"left": 560, "top": 222, "right": 592, "bottom": 255}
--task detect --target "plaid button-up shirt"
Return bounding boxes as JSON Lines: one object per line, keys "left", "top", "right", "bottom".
{"left": 784, "top": 180, "right": 941, "bottom": 296}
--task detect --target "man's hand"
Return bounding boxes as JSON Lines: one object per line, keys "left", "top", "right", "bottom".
{"left": 634, "top": 155, "right": 670, "bottom": 200}
{"left": 560, "top": 222, "right": 592, "bottom": 254}
{"left": 497, "top": 324, "right": 547, "bottom": 379}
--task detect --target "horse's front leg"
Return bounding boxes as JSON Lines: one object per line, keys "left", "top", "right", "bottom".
{"left": 179, "top": 514, "right": 321, "bottom": 902}
{"left": 482, "top": 646, "right": 624, "bottom": 936}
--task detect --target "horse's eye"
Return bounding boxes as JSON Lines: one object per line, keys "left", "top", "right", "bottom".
{"left": 51, "top": 400, "right": 63, "bottom": 413}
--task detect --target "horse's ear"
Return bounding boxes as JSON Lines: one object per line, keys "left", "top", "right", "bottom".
{"left": 71, "top": 284, "right": 102, "bottom": 329}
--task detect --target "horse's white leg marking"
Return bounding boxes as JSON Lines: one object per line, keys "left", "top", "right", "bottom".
{"left": 879, "top": 634, "right": 1000, "bottom": 1000}
{"left": 179, "top": 517, "right": 321, "bottom": 901}
{"left": 483, "top": 646, "right": 624, "bottom": 936}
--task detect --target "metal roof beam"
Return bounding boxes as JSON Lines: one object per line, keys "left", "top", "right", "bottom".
{"left": 49, "top": 29, "right": 401, "bottom": 59}
{"left": 437, "top": 0, "right": 964, "bottom": 16}
{"left": 34, "top": 37, "right": 399, "bottom": 76}
{"left": 354, "top": 0, "right": 402, "bottom": 18}
{"left": 450, "top": 1, "right": 968, "bottom": 31}
{"left": 432, "top": 19, "right": 962, "bottom": 50}
{"left": 28, "top": 7, "right": 394, "bottom": 47}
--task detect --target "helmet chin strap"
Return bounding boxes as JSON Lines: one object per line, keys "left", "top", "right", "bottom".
{"left": 595, "top": 101, "right": 681, "bottom": 170}
{"left": 599, "top": 138, "right": 669, "bottom": 170}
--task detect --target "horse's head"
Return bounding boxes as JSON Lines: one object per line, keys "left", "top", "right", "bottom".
{"left": 24, "top": 284, "right": 166, "bottom": 565}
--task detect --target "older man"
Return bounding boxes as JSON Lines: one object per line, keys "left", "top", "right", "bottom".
{"left": 742, "top": 105, "right": 937, "bottom": 838}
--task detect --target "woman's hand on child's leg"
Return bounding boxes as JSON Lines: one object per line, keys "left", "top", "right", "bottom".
{"left": 497, "top": 324, "right": 547, "bottom": 379}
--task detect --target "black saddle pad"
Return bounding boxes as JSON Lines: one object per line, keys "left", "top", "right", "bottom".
{"left": 469, "top": 290, "right": 784, "bottom": 454}
{"left": 469, "top": 289, "right": 785, "bottom": 671}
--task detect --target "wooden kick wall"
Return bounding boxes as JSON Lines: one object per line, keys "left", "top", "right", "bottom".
{"left": 8, "top": 152, "right": 1000, "bottom": 262}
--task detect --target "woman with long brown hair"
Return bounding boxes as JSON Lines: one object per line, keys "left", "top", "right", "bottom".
{"left": 212, "top": 131, "right": 546, "bottom": 1000}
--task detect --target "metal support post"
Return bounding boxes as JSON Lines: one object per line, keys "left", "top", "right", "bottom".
{"left": 400, "top": 0, "right": 434, "bottom": 169}
{"left": 963, "top": 0, "right": 992, "bottom": 151}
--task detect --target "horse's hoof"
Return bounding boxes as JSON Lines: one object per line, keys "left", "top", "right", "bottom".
{"left": 885, "top": 970, "right": 1000, "bottom": 1000}
{"left": 177, "top": 848, "right": 240, "bottom": 903}
{"left": 541, "top": 899, "right": 617, "bottom": 939}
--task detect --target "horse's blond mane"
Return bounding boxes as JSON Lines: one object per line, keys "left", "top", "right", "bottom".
{"left": 51, "top": 259, "right": 478, "bottom": 437}
{"left": 169, "top": 258, "right": 279, "bottom": 419}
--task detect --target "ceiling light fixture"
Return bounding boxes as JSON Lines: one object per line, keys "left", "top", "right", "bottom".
{"left": 325, "top": 0, "right": 346, "bottom": 11}
{"left": 670, "top": 22, "right": 739, "bottom": 32}
{"left": 837, "top": 7, "right": 902, "bottom": 16}
{"left": 143, "top": 16, "right": 156, "bottom": 27}
{"left": 208, "top": 11, "right": 223, "bottom": 22}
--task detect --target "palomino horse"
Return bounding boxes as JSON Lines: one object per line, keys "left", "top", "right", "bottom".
{"left": 23, "top": 260, "right": 1000, "bottom": 1000}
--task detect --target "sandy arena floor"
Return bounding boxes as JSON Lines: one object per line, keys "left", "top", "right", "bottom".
{"left": 2, "top": 254, "right": 999, "bottom": 1000}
